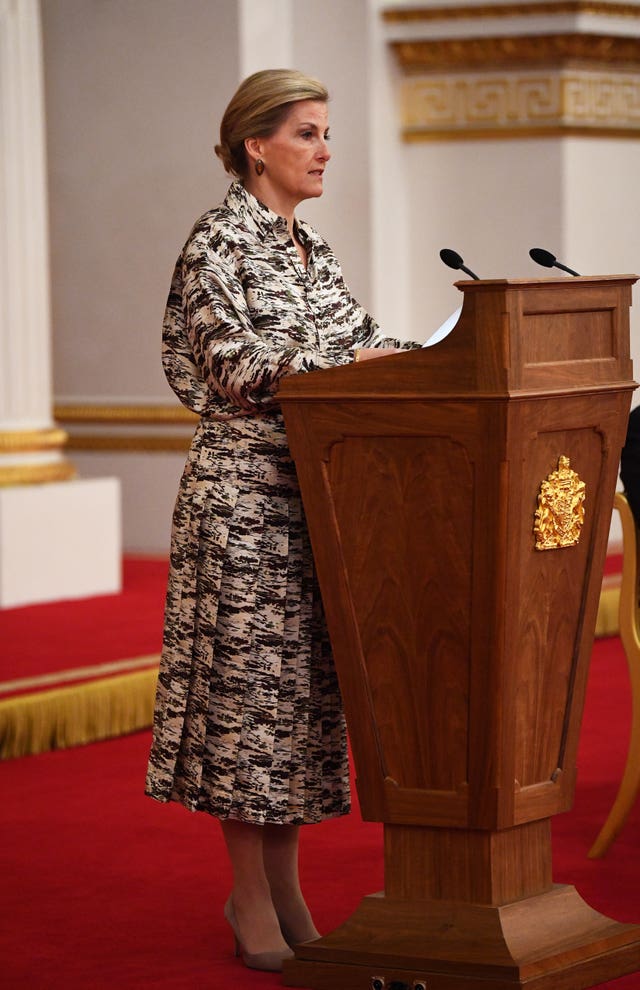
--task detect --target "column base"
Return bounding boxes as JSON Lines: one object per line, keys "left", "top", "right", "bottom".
{"left": 0, "top": 477, "right": 121, "bottom": 607}
{"left": 282, "top": 885, "right": 640, "bottom": 990}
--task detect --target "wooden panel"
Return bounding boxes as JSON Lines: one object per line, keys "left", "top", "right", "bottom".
{"left": 521, "top": 308, "right": 614, "bottom": 364}
{"left": 384, "top": 820, "right": 552, "bottom": 904}
{"left": 327, "top": 435, "right": 473, "bottom": 793}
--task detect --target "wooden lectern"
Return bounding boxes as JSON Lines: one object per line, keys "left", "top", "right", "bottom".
{"left": 278, "top": 276, "right": 640, "bottom": 990}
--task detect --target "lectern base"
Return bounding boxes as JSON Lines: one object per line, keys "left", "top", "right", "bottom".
{"left": 282, "top": 885, "right": 640, "bottom": 990}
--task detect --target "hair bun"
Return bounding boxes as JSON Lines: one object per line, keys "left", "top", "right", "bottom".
{"left": 214, "top": 142, "right": 233, "bottom": 174}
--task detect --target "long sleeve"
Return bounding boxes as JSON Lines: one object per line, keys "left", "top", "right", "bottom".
{"left": 182, "top": 247, "right": 332, "bottom": 411}
{"left": 161, "top": 182, "right": 419, "bottom": 419}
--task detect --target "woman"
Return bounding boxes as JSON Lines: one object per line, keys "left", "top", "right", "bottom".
{"left": 145, "top": 68, "right": 418, "bottom": 972}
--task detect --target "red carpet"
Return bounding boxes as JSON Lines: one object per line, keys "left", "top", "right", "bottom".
{"left": 0, "top": 558, "right": 169, "bottom": 759}
{"left": 1, "top": 559, "right": 639, "bottom": 988}
{"left": 0, "top": 557, "right": 168, "bottom": 688}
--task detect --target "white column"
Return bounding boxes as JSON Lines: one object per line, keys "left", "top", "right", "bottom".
{"left": 0, "top": 0, "right": 120, "bottom": 607}
{"left": 238, "top": 0, "right": 293, "bottom": 79}
{"left": 0, "top": 0, "right": 71, "bottom": 481}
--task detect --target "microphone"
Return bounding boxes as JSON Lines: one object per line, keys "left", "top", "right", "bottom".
{"left": 529, "top": 247, "right": 581, "bottom": 277}
{"left": 439, "top": 248, "right": 480, "bottom": 280}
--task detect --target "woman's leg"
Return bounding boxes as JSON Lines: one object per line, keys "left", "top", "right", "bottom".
{"left": 220, "top": 819, "right": 290, "bottom": 954}
{"left": 263, "top": 823, "right": 321, "bottom": 943}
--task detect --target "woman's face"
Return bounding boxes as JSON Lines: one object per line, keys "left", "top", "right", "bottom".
{"left": 249, "top": 100, "right": 331, "bottom": 212}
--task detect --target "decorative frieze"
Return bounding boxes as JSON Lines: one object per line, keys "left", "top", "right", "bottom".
{"left": 384, "top": 1, "right": 640, "bottom": 138}
{"left": 402, "top": 67, "right": 640, "bottom": 138}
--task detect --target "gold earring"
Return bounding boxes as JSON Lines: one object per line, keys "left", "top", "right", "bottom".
{"left": 255, "top": 159, "right": 265, "bottom": 176}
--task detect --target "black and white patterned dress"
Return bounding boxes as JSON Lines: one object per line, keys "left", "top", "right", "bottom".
{"left": 145, "top": 182, "right": 417, "bottom": 825}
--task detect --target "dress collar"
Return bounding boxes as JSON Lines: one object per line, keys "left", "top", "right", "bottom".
{"left": 224, "top": 181, "right": 316, "bottom": 248}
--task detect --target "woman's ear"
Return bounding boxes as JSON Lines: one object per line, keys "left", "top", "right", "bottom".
{"left": 244, "top": 136, "right": 263, "bottom": 168}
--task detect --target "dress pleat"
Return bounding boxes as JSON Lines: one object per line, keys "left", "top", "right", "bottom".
{"left": 146, "top": 182, "right": 421, "bottom": 824}
{"left": 145, "top": 412, "right": 350, "bottom": 824}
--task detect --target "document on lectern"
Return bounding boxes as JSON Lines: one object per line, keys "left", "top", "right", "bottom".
{"left": 422, "top": 305, "right": 462, "bottom": 347}
{"left": 353, "top": 305, "right": 463, "bottom": 362}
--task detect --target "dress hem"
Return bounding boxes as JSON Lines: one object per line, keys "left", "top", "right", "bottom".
{"left": 144, "top": 787, "right": 351, "bottom": 826}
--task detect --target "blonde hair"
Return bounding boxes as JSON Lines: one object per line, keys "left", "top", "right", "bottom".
{"left": 215, "top": 69, "right": 329, "bottom": 179}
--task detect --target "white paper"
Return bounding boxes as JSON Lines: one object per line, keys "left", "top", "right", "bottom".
{"left": 422, "top": 305, "right": 462, "bottom": 348}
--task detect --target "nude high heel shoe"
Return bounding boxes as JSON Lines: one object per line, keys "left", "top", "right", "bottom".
{"left": 278, "top": 917, "right": 321, "bottom": 948}
{"left": 223, "top": 898, "right": 294, "bottom": 972}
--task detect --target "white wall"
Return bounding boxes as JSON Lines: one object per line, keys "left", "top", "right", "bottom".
{"left": 42, "top": 0, "right": 243, "bottom": 551}
{"left": 402, "top": 139, "right": 566, "bottom": 337}
{"left": 42, "top": 0, "right": 240, "bottom": 405}
{"left": 291, "top": 0, "right": 374, "bottom": 310}
{"left": 41, "top": 0, "right": 638, "bottom": 553}
{"left": 564, "top": 137, "right": 640, "bottom": 395}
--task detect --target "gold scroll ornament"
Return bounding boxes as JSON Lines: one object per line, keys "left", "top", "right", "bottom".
{"left": 534, "top": 456, "right": 586, "bottom": 550}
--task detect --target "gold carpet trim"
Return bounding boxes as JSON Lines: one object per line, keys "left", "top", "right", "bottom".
{"left": 383, "top": 2, "right": 640, "bottom": 23}
{"left": 0, "top": 654, "right": 160, "bottom": 695}
{"left": 0, "top": 666, "right": 159, "bottom": 760}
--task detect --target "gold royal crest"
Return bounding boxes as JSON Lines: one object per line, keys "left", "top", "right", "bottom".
{"left": 534, "top": 455, "right": 586, "bottom": 551}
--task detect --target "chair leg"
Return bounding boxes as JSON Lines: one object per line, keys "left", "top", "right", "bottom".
{"left": 588, "top": 670, "right": 640, "bottom": 858}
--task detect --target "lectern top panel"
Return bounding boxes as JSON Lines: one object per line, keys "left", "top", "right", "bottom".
{"left": 454, "top": 274, "right": 638, "bottom": 290}
{"left": 278, "top": 277, "right": 636, "bottom": 400}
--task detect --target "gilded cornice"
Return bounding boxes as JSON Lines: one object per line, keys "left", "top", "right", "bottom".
{"left": 0, "top": 427, "right": 68, "bottom": 453}
{"left": 54, "top": 403, "right": 198, "bottom": 425}
{"left": 383, "top": 2, "right": 640, "bottom": 22}
{"left": 391, "top": 32, "right": 640, "bottom": 71}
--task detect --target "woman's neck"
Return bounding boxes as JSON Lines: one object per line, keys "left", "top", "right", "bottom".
{"left": 243, "top": 176, "right": 297, "bottom": 239}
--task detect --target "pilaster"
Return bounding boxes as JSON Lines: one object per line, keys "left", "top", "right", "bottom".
{"left": 0, "top": 0, "right": 120, "bottom": 607}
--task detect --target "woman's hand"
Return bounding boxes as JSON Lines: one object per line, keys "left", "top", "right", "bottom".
{"left": 354, "top": 347, "right": 405, "bottom": 363}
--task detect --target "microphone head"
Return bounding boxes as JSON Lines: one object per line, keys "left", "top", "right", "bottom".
{"left": 440, "top": 248, "right": 465, "bottom": 271}
{"left": 529, "top": 247, "right": 557, "bottom": 268}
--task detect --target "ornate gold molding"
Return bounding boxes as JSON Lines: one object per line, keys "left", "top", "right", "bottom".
{"left": 0, "top": 427, "right": 68, "bottom": 453}
{"left": 404, "top": 122, "right": 640, "bottom": 138}
{"left": 54, "top": 403, "right": 197, "bottom": 425}
{"left": 391, "top": 33, "right": 640, "bottom": 72}
{"left": 0, "top": 461, "right": 77, "bottom": 487}
{"left": 66, "top": 434, "right": 191, "bottom": 453}
{"left": 401, "top": 68, "right": 640, "bottom": 138}
{"left": 53, "top": 404, "right": 196, "bottom": 454}
{"left": 383, "top": 2, "right": 640, "bottom": 23}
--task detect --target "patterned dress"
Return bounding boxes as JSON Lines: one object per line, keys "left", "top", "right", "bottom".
{"left": 145, "top": 181, "right": 417, "bottom": 825}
